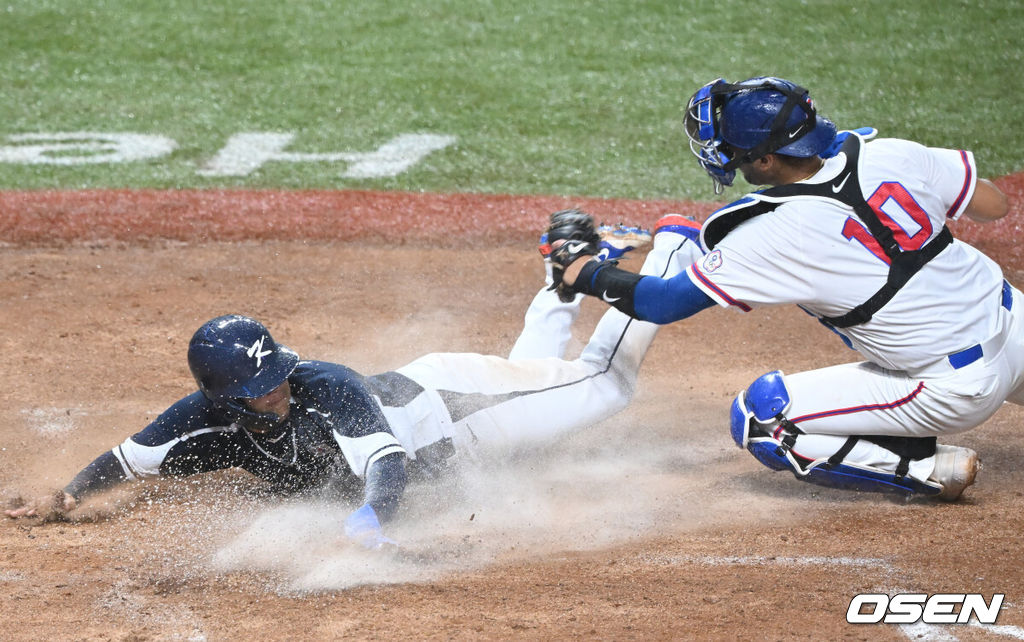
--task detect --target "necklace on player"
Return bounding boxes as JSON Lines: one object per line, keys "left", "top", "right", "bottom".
{"left": 798, "top": 158, "right": 826, "bottom": 182}
{"left": 244, "top": 424, "right": 299, "bottom": 467}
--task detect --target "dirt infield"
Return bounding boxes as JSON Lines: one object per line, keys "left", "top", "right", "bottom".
{"left": 1, "top": 178, "right": 1023, "bottom": 641}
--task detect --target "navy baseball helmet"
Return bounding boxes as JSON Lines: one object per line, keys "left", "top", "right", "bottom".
{"left": 187, "top": 314, "right": 298, "bottom": 429}
{"left": 685, "top": 76, "right": 837, "bottom": 192}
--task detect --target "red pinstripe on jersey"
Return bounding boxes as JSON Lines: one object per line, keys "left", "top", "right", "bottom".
{"left": 945, "top": 150, "right": 973, "bottom": 219}
{"left": 691, "top": 265, "right": 752, "bottom": 312}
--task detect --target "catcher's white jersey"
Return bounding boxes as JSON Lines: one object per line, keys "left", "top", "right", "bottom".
{"left": 687, "top": 138, "right": 1003, "bottom": 373}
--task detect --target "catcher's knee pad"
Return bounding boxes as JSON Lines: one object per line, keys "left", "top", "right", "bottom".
{"left": 731, "top": 371, "right": 943, "bottom": 497}
{"left": 730, "top": 370, "right": 792, "bottom": 449}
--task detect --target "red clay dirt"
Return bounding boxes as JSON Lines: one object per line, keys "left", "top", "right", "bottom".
{"left": 0, "top": 174, "right": 1022, "bottom": 641}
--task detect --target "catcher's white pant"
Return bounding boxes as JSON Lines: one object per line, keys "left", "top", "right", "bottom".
{"left": 384, "top": 234, "right": 701, "bottom": 458}
{"left": 774, "top": 283, "right": 1024, "bottom": 481}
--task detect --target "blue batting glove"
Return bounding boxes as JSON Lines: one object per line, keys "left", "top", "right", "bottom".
{"left": 822, "top": 127, "right": 878, "bottom": 158}
{"left": 343, "top": 504, "right": 397, "bottom": 550}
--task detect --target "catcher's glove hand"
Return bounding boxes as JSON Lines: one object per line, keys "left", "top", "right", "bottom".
{"left": 546, "top": 208, "right": 601, "bottom": 302}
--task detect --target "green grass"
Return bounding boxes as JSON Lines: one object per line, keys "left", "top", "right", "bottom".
{"left": 1, "top": 0, "right": 1021, "bottom": 197}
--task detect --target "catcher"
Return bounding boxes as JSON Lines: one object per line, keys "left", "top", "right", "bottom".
{"left": 546, "top": 77, "right": 1013, "bottom": 502}
{"left": 5, "top": 211, "right": 703, "bottom": 548}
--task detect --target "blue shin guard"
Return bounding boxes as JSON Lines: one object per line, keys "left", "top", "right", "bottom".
{"left": 746, "top": 440, "right": 942, "bottom": 497}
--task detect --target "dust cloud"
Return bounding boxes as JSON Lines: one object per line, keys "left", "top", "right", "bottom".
{"left": 208, "top": 421, "right": 726, "bottom": 593}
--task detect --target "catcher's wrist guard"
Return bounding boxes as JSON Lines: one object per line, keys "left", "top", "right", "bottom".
{"left": 575, "top": 260, "right": 642, "bottom": 315}
{"left": 545, "top": 208, "right": 601, "bottom": 302}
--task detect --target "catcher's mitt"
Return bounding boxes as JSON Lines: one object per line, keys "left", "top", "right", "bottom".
{"left": 546, "top": 208, "right": 601, "bottom": 302}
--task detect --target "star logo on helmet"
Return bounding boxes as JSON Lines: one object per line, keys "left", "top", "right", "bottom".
{"left": 247, "top": 335, "right": 273, "bottom": 368}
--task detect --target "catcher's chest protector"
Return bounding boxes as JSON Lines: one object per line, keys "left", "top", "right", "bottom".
{"left": 700, "top": 134, "right": 953, "bottom": 329}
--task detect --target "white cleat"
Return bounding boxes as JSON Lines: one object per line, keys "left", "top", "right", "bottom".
{"left": 929, "top": 445, "right": 980, "bottom": 501}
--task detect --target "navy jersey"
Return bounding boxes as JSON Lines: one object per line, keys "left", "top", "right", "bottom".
{"left": 68, "top": 361, "right": 407, "bottom": 501}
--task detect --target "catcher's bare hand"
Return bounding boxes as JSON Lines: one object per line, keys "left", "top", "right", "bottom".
{"left": 4, "top": 490, "right": 77, "bottom": 520}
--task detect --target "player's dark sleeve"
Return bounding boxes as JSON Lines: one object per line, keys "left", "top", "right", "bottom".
{"left": 132, "top": 392, "right": 245, "bottom": 477}
{"left": 296, "top": 362, "right": 410, "bottom": 514}
{"left": 362, "top": 452, "right": 407, "bottom": 523}
{"left": 574, "top": 260, "right": 715, "bottom": 323}
{"left": 60, "top": 393, "right": 240, "bottom": 502}
{"left": 62, "top": 451, "right": 130, "bottom": 501}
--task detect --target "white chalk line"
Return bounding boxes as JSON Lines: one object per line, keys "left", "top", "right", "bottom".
{"left": 641, "top": 553, "right": 896, "bottom": 572}
{"left": 970, "top": 622, "right": 1024, "bottom": 639}
{"left": 642, "top": 557, "right": 1024, "bottom": 640}
{"left": 18, "top": 405, "right": 165, "bottom": 436}
{"left": 901, "top": 621, "right": 1024, "bottom": 641}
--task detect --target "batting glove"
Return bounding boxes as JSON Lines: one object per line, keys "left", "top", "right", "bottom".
{"left": 344, "top": 504, "right": 397, "bottom": 550}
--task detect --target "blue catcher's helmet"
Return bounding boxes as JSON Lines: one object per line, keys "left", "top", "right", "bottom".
{"left": 684, "top": 76, "right": 837, "bottom": 193}
{"left": 187, "top": 314, "right": 299, "bottom": 430}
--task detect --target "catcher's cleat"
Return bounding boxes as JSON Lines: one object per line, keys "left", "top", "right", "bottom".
{"left": 597, "top": 223, "right": 651, "bottom": 260}
{"left": 929, "top": 445, "right": 979, "bottom": 501}
{"left": 654, "top": 213, "right": 702, "bottom": 244}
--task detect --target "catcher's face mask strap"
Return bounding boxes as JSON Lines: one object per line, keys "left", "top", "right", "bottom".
{"left": 721, "top": 80, "right": 818, "bottom": 170}
{"left": 765, "top": 82, "right": 814, "bottom": 141}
